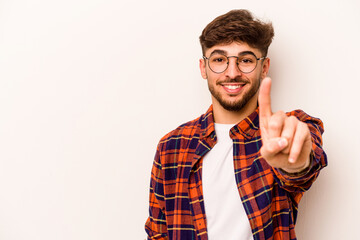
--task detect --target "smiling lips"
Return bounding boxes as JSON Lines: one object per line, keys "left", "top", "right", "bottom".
{"left": 221, "top": 83, "right": 246, "bottom": 94}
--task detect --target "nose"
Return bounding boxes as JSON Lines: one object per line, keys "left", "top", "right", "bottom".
{"left": 225, "top": 57, "right": 242, "bottom": 79}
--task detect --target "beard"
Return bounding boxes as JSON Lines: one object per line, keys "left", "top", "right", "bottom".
{"left": 208, "top": 76, "right": 261, "bottom": 112}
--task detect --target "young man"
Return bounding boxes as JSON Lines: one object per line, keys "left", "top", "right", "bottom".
{"left": 145, "top": 9, "right": 327, "bottom": 240}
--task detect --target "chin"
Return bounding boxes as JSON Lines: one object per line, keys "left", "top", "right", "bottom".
{"left": 220, "top": 102, "right": 247, "bottom": 112}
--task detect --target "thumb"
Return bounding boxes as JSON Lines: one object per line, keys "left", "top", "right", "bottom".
{"left": 261, "top": 137, "right": 288, "bottom": 159}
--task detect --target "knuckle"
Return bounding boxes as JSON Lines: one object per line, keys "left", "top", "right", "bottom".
{"left": 297, "top": 123, "right": 310, "bottom": 138}
{"left": 281, "top": 131, "right": 292, "bottom": 140}
{"left": 288, "top": 115, "right": 298, "bottom": 121}
{"left": 273, "top": 111, "right": 286, "bottom": 120}
{"left": 297, "top": 120, "right": 306, "bottom": 128}
{"left": 275, "top": 110, "right": 285, "bottom": 116}
{"left": 269, "top": 120, "right": 281, "bottom": 130}
{"left": 300, "top": 122, "right": 310, "bottom": 131}
{"left": 289, "top": 116, "right": 299, "bottom": 125}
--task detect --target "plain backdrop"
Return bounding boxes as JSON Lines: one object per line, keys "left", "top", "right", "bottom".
{"left": 0, "top": 0, "right": 359, "bottom": 239}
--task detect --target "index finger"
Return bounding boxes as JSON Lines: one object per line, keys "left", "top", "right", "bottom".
{"left": 258, "top": 77, "right": 273, "bottom": 122}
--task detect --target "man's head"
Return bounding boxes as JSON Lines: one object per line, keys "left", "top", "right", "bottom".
{"left": 199, "top": 10, "right": 274, "bottom": 116}
{"left": 199, "top": 9, "right": 274, "bottom": 57}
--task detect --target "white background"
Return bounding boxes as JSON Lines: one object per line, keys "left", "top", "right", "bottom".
{"left": 0, "top": 0, "right": 359, "bottom": 239}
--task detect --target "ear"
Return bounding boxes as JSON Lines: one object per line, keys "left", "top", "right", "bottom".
{"left": 261, "top": 58, "right": 270, "bottom": 79}
{"left": 199, "top": 58, "right": 208, "bottom": 79}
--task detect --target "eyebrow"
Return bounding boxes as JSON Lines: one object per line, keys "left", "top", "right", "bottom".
{"left": 239, "top": 51, "right": 256, "bottom": 56}
{"left": 209, "top": 49, "right": 257, "bottom": 57}
{"left": 209, "top": 49, "right": 227, "bottom": 56}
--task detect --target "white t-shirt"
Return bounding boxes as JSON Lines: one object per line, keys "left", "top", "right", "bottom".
{"left": 202, "top": 123, "right": 253, "bottom": 240}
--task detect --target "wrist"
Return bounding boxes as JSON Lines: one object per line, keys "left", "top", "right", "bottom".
{"left": 280, "top": 154, "right": 313, "bottom": 176}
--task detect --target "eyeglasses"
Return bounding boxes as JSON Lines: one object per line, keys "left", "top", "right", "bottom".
{"left": 203, "top": 52, "right": 266, "bottom": 74}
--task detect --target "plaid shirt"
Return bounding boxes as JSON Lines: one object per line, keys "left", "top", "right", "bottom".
{"left": 145, "top": 106, "right": 327, "bottom": 240}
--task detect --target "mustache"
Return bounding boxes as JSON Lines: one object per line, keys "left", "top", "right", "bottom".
{"left": 217, "top": 77, "right": 250, "bottom": 85}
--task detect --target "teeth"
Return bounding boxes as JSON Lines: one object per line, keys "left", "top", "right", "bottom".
{"left": 224, "top": 85, "right": 240, "bottom": 90}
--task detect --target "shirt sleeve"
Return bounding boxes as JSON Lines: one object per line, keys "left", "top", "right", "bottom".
{"left": 145, "top": 144, "right": 168, "bottom": 239}
{"left": 271, "top": 110, "right": 328, "bottom": 194}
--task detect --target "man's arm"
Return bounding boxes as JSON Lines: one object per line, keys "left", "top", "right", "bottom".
{"left": 258, "top": 77, "right": 327, "bottom": 191}
{"left": 271, "top": 110, "right": 327, "bottom": 192}
{"left": 145, "top": 146, "right": 168, "bottom": 240}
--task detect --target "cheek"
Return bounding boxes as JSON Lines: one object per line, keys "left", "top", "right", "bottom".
{"left": 251, "top": 70, "right": 263, "bottom": 81}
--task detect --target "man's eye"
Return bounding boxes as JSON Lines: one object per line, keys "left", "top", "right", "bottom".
{"left": 240, "top": 58, "right": 254, "bottom": 64}
{"left": 213, "top": 58, "right": 225, "bottom": 62}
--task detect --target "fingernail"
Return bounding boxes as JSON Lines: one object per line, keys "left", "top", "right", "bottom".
{"left": 289, "top": 158, "right": 295, "bottom": 163}
{"left": 278, "top": 138, "right": 287, "bottom": 148}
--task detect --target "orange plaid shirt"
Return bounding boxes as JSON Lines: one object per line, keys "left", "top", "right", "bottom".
{"left": 145, "top": 106, "right": 327, "bottom": 240}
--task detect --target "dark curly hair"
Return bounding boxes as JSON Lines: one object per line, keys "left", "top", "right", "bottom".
{"left": 199, "top": 9, "right": 274, "bottom": 57}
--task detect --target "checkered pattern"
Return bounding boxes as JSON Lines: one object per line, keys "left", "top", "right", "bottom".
{"left": 145, "top": 106, "right": 327, "bottom": 240}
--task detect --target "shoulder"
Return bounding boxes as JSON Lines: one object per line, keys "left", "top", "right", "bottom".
{"left": 158, "top": 114, "right": 204, "bottom": 146}
{"left": 153, "top": 113, "right": 206, "bottom": 165}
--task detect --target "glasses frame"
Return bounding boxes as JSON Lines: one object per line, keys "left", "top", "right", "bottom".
{"left": 203, "top": 52, "right": 266, "bottom": 74}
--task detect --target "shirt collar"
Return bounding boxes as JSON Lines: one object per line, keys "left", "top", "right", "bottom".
{"left": 200, "top": 105, "right": 260, "bottom": 140}
{"left": 231, "top": 107, "right": 260, "bottom": 140}
{"left": 199, "top": 105, "right": 216, "bottom": 139}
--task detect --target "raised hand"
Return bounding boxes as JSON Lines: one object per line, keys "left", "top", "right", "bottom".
{"left": 258, "top": 77, "right": 312, "bottom": 173}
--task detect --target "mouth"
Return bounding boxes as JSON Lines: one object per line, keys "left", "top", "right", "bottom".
{"left": 221, "top": 83, "right": 246, "bottom": 94}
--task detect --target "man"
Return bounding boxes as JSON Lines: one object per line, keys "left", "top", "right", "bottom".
{"left": 145, "top": 9, "right": 327, "bottom": 240}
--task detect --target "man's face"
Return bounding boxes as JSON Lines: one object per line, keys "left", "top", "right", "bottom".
{"left": 200, "top": 42, "right": 270, "bottom": 112}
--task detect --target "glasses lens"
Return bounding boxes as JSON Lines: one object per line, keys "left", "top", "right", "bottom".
{"left": 208, "top": 54, "right": 228, "bottom": 73}
{"left": 237, "top": 54, "right": 257, "bottom": 73}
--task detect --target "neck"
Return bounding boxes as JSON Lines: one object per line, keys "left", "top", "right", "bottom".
{"left": 212, "top": 95, "right": 258, "bottom": 124}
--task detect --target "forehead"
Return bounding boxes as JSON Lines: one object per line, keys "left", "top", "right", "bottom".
{"left": 205, "top": 41, "right": 261, "bottom": 57}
